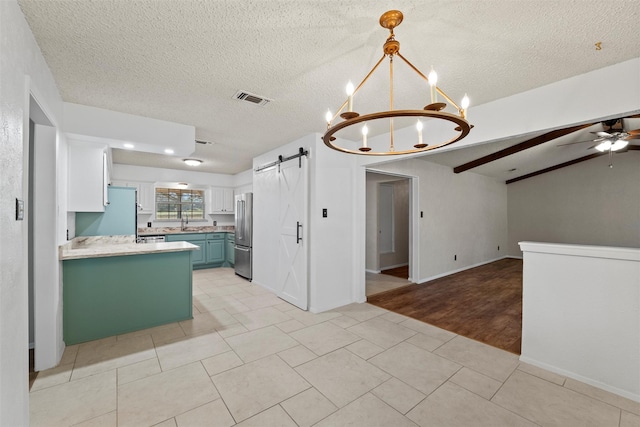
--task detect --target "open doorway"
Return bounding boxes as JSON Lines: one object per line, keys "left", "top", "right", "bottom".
{"left": 365, "top": 171, "right": 412, "bottom": 297}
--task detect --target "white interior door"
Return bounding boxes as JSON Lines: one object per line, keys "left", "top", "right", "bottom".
{"left": 276, "top": 157, "right": 308, "bottom": 310}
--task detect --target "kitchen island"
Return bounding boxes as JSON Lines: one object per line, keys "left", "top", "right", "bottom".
{"left": 60, "top": 236, "right": 199, "bottom": 345}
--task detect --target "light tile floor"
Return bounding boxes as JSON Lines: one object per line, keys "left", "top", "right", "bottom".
{"left": 30, "top": 268, "right": 639, "bottom": 426}
{"left": 365, "top": 271, "right": 410, "bottom": 296}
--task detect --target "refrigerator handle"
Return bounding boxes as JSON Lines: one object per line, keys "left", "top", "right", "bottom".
{"left": 296, "top": 221, "right": 302, "bottom": 244}
{"left": 237, "top": 200, "right": 244, "bottom": 240}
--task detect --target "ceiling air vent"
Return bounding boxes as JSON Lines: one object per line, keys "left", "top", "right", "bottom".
{"left": 233, "top": 90, "right": 272, "bottom": 107}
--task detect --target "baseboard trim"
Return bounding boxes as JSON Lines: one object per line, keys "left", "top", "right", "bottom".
{"left": 416, "top": 256, "right": 515, "bottom": 285}
{"left": 365, "top": 269, "right": 381, "bottom": 274}
{"left": 380, "top": 262, "right": 409, "bottom": 271}
{"left": 519, "top": 355, "right": 640, "bottom": 403}
{"left": 309, "top": 298, "right": 355, "bottom": 314}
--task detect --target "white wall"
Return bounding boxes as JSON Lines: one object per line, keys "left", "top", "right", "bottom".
{"left": 309, "top": 138, "right": 359, "bottom": 311}
{"left": 112, "top": 163, "right": 235, "bottom": 187}
{"left": 369, "top": 159, "right": 508, "bottom": 282}
{"left": 64, "top": 102, "right": 195, "bottom": 156}
{"left": 508, "top": 151, "right": 640, "bottom": 256}
{"left": 519, "top": 242, "right": 640, "bottom": 402}
{"left": 112, "top": 163, "right": 252, "bottom": 227}
{"left": 0, "top": 1, "right": 65, "bottom": 424}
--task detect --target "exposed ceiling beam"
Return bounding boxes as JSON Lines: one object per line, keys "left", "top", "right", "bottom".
{"left": 453, "top": 124, "right": 594, "bottom": 174}
{"left": 505, "top": 146, "right": 638, "bottom": 184}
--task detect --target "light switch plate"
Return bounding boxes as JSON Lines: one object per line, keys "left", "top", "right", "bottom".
{"left": 16, "top": 198, "right": 24, "bottom": 220}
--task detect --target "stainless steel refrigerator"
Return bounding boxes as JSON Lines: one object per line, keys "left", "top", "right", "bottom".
{"left": 234, "top": 193, "right": 253, "bottom": 280}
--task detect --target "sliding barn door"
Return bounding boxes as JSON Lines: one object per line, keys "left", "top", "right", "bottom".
{"left": 276, "top": 156, "right": 308, "bottom": 310}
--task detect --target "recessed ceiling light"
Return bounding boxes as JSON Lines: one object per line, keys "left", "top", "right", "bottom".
{"left": 164, "top": 148, "right": 175, "bottom": 154}
{"left": 123, "top": 143, "right": 134, "bottom": 149}
{"left": 183, "top": 159, "right": 202, "bottom": 166}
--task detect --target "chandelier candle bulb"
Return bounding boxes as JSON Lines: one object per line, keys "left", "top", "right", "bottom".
{"left": 416, "top": 120, "right": 423, "bottom": 145}
{"left": 346, "top": 81, "right": 355, "bottom": 112}
{"left": 362, "top": 124, "right": 369, "bottom": 147}
{"left": 428, "top": 67, "right": 438, "bottom": 103}
{"left": 461, "top": 94, "right": 470, "bottom": 118}
{"left": 325, "top": 109, "right": 332, "bottom": 126}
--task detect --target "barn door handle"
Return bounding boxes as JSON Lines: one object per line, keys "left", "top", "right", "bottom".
{"left": 296, "top": 221, "right": 302, "bottom": 244}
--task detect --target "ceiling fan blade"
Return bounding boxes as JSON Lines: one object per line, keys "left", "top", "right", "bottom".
{"left": 624, "top": 134, "right": 640, "bottom": 140}
{"left": 592, "top": 131, "right": 613, "bottom": 138}
{"left": 626, "top": 128, "right": 640, "bottom": 136}
{"left": 557, "top": 137, "right": 603, "bottom": 147}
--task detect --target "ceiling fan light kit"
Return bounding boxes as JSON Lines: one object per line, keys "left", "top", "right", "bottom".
{"left": 322, "top": 10, "right": 472, "bottom": 155}
{"left": 595, "top": 139, "right": 628, "bottom": 152}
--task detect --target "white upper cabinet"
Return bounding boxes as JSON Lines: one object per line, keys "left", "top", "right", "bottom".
{"left": 136, "top": 182, "right": 155, "bottom": 214}
{"left": 208, "top": 187, "right": 234, "bottom": 214}
{"left": 110, "top": 180, "right": 155, "bottom": 214}
{"left": 68, "top": 141, "right": 110, "bottom": 212}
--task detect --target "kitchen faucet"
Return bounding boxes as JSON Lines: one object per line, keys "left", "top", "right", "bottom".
{"left": 181, "top": 214, "right": 189, "bottom": 231}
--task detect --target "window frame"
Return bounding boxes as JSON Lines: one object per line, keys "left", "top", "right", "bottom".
{"left": 154, "top": 187, "right": 206, "bottom": 221}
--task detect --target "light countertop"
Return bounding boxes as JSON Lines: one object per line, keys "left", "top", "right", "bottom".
{"left": 59, "top": 235, "right": 199, "bottom": 260}
{"left": 138, "top": 226, "right": 234, "bottom": 236}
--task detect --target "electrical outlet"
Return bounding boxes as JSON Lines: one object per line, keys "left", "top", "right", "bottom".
{"left": 322, "top": 208, "right": 327, "bottom": 218}
{"left": 498, "top": 245, "right": 500, "bottom": 251}
{"left": 147, "top": 222, "right": 152, "bottom": 227}
{"left": 213, "top": 220, "right": 217, "bottom": 226}
{"left": 420, "top": 211, "right": 423, "bottom": 218}
{"left": 454, "top": 254, "right": 457, "bottom": 261}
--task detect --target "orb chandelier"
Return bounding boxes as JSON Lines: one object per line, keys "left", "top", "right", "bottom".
{"left": 323, "top": 10, "right": 472, "bottom": 155}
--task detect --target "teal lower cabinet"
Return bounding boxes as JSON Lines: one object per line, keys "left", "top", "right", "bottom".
{"left": 63, "top": 251, "right": 193, "bottom": 345}
{"left": 165, "top": 232, "right": 231, "bottom": 269}
{"left": 190, "top": 240, "right": 206, "bottom": 265}
{"left": 226, "top": 233, "right": 235, "bottom": 266}
{"left": 166, "top": 233, "right": 206, "bottom": 267}
{"left": 206, "top": 233, "right": 225, "bottom": 265}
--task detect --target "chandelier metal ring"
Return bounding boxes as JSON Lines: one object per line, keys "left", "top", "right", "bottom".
{"left": 322, "top": 10, "right": 472, "bottom": 155}
{"left": 322, "top": 109, "right": 471, "bottom": 155}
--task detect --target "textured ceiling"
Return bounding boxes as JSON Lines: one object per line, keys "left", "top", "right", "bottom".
{"left": 18, "top": 0, "right": 640, "bottom": 174}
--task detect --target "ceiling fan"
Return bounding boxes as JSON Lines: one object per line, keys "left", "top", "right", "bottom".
{"left": 559, "top": 119, "right": 640, "bottom": 152}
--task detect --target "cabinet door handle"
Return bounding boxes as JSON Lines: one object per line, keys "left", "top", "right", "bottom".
{"left": 296, "top": 221, "right": 302, "bottom": 244}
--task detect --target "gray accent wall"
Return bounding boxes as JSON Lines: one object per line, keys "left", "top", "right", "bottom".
{"left": 370, "top": 158, "right": 508, "bottom": 282}
{"left": 507, "top": 151, "right": 640, "bottom": 256}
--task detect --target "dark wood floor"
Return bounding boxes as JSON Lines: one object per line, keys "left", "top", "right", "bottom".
{"left": 381, "top": 265, "right": 409, "bottom": 280}
{"left": 368, "top": 258, "right": 523, "bottom": 354}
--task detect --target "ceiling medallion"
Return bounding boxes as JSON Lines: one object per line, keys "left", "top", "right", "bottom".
{"left": 323, "top": 10, "right": 472, "bottom": 155}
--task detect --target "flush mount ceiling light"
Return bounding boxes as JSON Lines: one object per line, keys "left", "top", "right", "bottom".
{"left": 323, "top": 10, "right": 472, "bottom": 155}
{"left": 183, "top": 159, "right": 202, "bottom": 166}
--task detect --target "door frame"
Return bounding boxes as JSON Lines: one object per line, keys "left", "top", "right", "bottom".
{"left": 362, "top": 168, "right": 418, "bottom": 292}
{"left": 25, "top": 78, "right": 64, "bottom": 371}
